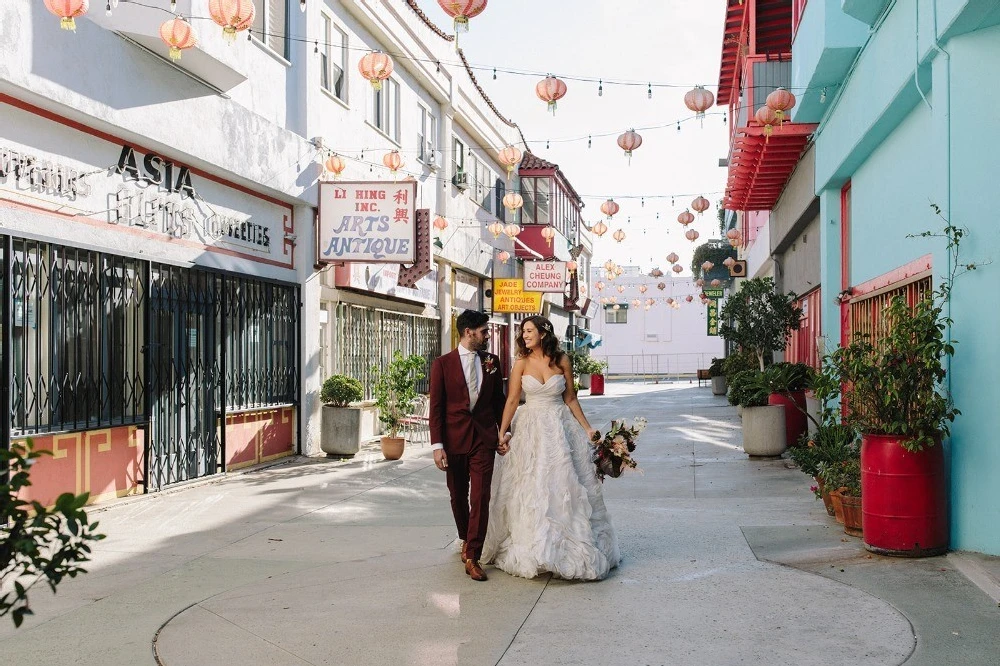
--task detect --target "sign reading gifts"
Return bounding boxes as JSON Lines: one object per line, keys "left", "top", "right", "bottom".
{"left": 318, "top": 182, "right": 417, "bottom": 263}
{"left": 492, "top": 279, "right": 543, "bottom": 314}
{"left": 523, "top": 261, "right": 568, "bottom": 293}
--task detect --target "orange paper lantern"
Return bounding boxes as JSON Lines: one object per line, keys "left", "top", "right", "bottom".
{"left": 536, "top": 76, "right": 568, "bottom": 114}
{"left": 359, "top": 51, "right": 394, "bottom": 91}
{"left": 208, "top": 0, "right": 255, "bottom": 42}
{"left": 44, "top": 0, "right": 89, "bottom": 31}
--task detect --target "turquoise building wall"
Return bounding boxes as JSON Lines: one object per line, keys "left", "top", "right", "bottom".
{"left": 796, "top": 0, "right": 1000, "bottom": 554}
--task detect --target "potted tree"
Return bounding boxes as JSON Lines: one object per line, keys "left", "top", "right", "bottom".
{"left": 817, "top": 457, "right": 863, "bottom": 537}
{"left": 832, "top": 291, "right": 955, "bottom": 556}
{"left": 569, "top": 351, "right": 592, "bottom": 390}
{"left": 708, "top": 357, "right": 726, "bottom": 395}
{"left": 371, "top": 351, "right": 427, "bottom": 461}
{"left": 758, "top": 362, "right": 815, "bottom": 449}
{"left": 319, "top": 374, "right": 365, "bottom": 458}
{"left": 719, "top": 276, "right": 802, "bottom": 372}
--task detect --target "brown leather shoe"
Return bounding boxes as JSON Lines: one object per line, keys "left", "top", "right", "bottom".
{"left": 465, "top": 559, "right": 488, "bottom": 581}
{"left": 460, "top": 541, "right": 468, "bottom": 563}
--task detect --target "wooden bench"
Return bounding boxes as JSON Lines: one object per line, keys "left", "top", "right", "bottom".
{"left": 696, "top": 369, "right": 712, "bottom": 387}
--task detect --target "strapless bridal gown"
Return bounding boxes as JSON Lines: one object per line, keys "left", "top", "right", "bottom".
{"left": 483, "top": 374, "right": 620, "bottom": 580}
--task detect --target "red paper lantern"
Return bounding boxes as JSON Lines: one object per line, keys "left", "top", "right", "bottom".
{"left": 536, "top": 76, "right": 568, "bottom": 114}
{"left": 685, "top": 229, "right": 700, "bottom": 242}
{"left": 685, "top": 295, "right": 694, "bottom": 303}
{"left": 497, "top": 250, "right": 510, "bottom": 264}
{"left": 671, "top": 264, "right": 683, "bottom": 274}
{"left": 726, "top": 228, "right": 740, "bottom": 240}
{"left": 666, "top": 252, "right": 679, "bottom": 264}
{"left": 755, "top": 105, "right": 780, "bottom": 138}
{"left": 723, "top": 257, "right": 736, "bottom": 268}
{"left": 208, "top": 0, "right": 255, "bottom": 42}
{"left": 701, "top": 261, "right": 714, "bottom": 272}
{"left": 497, "top": 145, "right": 522, "bottom": 180}
{"left": 683, "top": 85, "right": 715, "bottom": 120}
{"left": 592, "top": 221, "right": 608, "bottom": 237}
{"left": 612, "top": 229, "right": 626, "bottom": 243}
{"left": 437, "top": 0, "right": 488, "bottom": 33}
{"left": 359, "top": 51, "right": 394, "bottom": 92}
{"left": 711, "top": 279, "right": 722, "bottom": 287}
{"left": 657, "top": 282, "right": 666, "bottom": 290}
{"left": 691, "top": 196, "right": 710, "bottom": 215}
{"left": 677, "top": 210, "right": 695, "bottom": 226}
{"left": 45, "top": 0, "right": 89, "bottom": 31}
{"left": 696, "top": 278, "right": 705, "bottom": 287}
{"left": 638, "top": 284, "right": 648, "bottom": 294}
{"left": 433, "top": 216, "right": 449, "bottom": 231}
{"left": 159, "top": 17, "right": 197, "bottom": 61}
{"left": 600, "top": 199, "right": 620, "bottom": 219}
{"left": 766, "top": 87, "right": 796, "bottom": 123}
{"left": 383, "top": 150, "right": 404, "bottom": 175}
{"left": 325, "top": 154, "right": 346, "bottom": 179}
{"left": 617, "top": 129, "right": 643, "bottom": 162}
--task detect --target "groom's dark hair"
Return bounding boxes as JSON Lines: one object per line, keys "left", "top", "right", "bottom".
{"left": 456, "top": 310, "right": 489, "bottom": 337}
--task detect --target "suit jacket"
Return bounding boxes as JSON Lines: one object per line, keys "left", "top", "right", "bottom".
{"left": 429, "top": 348, "right": 506, "bottom": 456}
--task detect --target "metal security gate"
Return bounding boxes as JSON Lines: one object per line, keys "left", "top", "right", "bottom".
{"left": 146, "top": 265, "right": 221, "bottom": 491}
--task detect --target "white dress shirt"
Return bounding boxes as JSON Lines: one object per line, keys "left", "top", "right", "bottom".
{"left": 431, "top": 344, "right": 483, "bottom": 451}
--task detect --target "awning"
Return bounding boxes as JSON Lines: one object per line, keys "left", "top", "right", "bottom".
{"left": 575, "top": 329, "right": 603, "bottom": 350}
{"left": 717, "top": 0, "right": 795, "bottom": 107}
{"left": 724, "top": 122, "right": 817, "bottom": 211}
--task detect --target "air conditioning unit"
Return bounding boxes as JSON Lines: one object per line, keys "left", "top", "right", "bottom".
{"left": 729, "top": 259, "right": 747, "bottom": 277}
{"left": 452, "top": 171, "right": 469, "bottom": 191}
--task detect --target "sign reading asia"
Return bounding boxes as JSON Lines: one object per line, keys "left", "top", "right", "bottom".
{"left": 317, "top": 182, "right": 416, "bottom": 263}
{"left": 492, "top": 279, "right": 543, "bottom": 314}
{"left": 523, "top": 261, "right": 568, "bottom": 293}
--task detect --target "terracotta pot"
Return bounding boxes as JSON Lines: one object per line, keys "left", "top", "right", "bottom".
{"left": 380, "top": 436, "right": 405, "bottom": 461}
{"left": 816, "top": 476, "right": 836, "bottom": 517}
{"left": 861, "top": 433, "right": 948, "bottom": 557}
{"left": 830, "top": 489, "right": 846, "bottom": 525}
{"left": 840, "top": 494, "right": 863, "bottom": 537}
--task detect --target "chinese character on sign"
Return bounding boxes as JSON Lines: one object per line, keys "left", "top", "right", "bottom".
{"left": 394, "top": 189, "right": 408, "bottom": 204}
{"left": 394, "top": 208, "right": 410, "bottom": 223}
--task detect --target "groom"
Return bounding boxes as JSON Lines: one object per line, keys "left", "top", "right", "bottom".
{"left": 429, "top": 310, "right": 508, "bottom": 582}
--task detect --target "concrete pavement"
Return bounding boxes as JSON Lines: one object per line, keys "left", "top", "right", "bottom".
{"left": 2, "top": 382, "right": 998, "bottom": 665}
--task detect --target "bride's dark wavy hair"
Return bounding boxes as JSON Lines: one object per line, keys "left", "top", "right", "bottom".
{"left": 515, "top": 316, "right": 564, "bottom": 367}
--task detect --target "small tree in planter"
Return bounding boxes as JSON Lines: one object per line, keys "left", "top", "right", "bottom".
{"left": 708, "top": 357, "right": 726, "bottom": 395}
{"left": 319, "top": 374, "right": 365, "bottom": 458}
{"left": 588, "top": 358, "right": 610, "bottom": 396}
{"left": 719, "top": 276, "right": 802, "bottom": 371}
{"left": 730, "top": 370, "right": 787, "bottom": 458}
{"left": 371, "top": 351, "right": 426, "bottom": 460}
{"left": 757, "top": 362, "right": 815, "bottom": 449}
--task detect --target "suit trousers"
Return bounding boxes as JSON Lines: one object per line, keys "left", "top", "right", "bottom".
{"left": 445, "top": 441, "right": 496, "bottom": 561}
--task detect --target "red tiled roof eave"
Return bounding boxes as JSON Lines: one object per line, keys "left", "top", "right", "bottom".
{"left": 717, "top": 0, "right": 795, "bottom": 107}
{"left": 723, "top": 122, "right": 817, "bottom": 212}
{"left": 403, "top": 0, "right": 455, "bottom": 42}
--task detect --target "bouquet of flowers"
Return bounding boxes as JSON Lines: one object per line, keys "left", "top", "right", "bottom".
{"left": 591, "top": 417, "right": 646, "bottom": 481}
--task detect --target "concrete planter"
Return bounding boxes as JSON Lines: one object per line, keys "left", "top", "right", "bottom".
{"left": 741, "top": 405, "right": 787, "bottom": 458}
{"left": 578, "top": 373, "right": 592, "bottom": 390}
{"left": 711, "top": 376, "right": 727, "bottom": 396}
{"left": 321, "top": 405, "right": 364, "bottom": 457}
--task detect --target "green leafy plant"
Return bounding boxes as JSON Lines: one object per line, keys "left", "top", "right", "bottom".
{"left": 319, "top": 374, "right": 364, "bottom": 407}
{"left": 371, "top": 351, "right": 427, "bottom": 439}
{"left": 691, "top": 241, "right": 737, "bottom": 278}
{"left": 569, "top": 351, "right": 605, "bottom": 377}
{"left": 727, "top": 369, "right": 769, "bottom": 408}
{"left": 708, "top": 357, "right": 725, "bottom": 377}
{"left": 816, "top": 456, "right": 862, "bottom": 498}
{"left": 721, "top": 351, "right": 757, "bottom": 382}
{"left": 757, "top": 362, "right": 814, "bottom": 394}
{"left": 719, "top": 276, "right": 802, "bottom": 371}
{"left": 2, "top": 439, "right": 105, "bottom": 628}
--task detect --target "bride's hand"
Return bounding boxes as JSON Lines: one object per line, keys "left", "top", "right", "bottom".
{"left": 587, "top": 428, "right": 600, "bottom": 443}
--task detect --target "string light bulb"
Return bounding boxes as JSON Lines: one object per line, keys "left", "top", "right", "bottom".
{"left": 647, "top": 83, "right": 652, "bottom": 99}
{"left": 598, "top": 79, "right": 603, "bottom": 97}
{"left": 300, "top": 0, "right": 306, "bottom": 12}
{"left": 106, "top": 1, "right": 112, "bottom": 16}
{"left": 820, "top": 88, "right": 827, "bottom": 103}
{"left": 170, "top": 0, "right": 176, "bottom": 11}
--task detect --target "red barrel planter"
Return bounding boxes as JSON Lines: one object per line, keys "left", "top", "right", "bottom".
{"left": 861, "top": 433, "right": 948, "bottom": 557}
{"left": 589, "top": 374, "right": 605, "bottom": 396}
{"left": 768, "top": 391, "right": 807, "bottom": 449}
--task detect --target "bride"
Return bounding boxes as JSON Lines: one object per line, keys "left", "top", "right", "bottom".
{"left": 483, "top": 316, "right": 620, "bottom": 580}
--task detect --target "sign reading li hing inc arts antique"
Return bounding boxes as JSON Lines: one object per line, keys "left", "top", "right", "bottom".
{"left": 523, "top": 261, "right": 568, "bottom": 293}
{"left": 492, "top": 279, "right": 543, "bottom": 314}
{"left": 318, "top": 182, "right": 417, "bottom": 264}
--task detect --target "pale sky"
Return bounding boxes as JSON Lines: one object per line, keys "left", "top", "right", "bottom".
{"left": 415, "top": 0, "right": 731, "bottom": 275}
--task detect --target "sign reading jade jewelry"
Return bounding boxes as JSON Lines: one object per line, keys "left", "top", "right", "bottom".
{"left": 492, "top": 279, "right": 543, "bottom": 314}
{"left": 317, "top": 181, "right": 417, "bottom": 264}
{"left": 1, "top": 99, "right": 294, "bottom": 270}
{"left": 523, "top": 261, "right": 568, "bottom": 293}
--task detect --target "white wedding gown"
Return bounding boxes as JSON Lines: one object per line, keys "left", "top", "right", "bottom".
{"left": 483, "top": 374, "right": 620, "bottom": 580}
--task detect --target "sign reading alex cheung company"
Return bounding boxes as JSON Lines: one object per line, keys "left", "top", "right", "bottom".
{"left": 318, "top": 182, "right": 417, "bottom": 263}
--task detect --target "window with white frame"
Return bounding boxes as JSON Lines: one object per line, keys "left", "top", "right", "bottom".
{"left": 252, "top": 0, "right": 289, "bottom": 59}
{"left": 320, "top": 14, "right": 347, "bottom": 102}
{"left": 474, "top": 159, "right": 494, "bottom": 213}
{"left": 372, "top": 79, "right": 400, "bottom": 142}
{"left": 605, "top": 305, "right": 628, "bottom": 324}
{"left": 418, "top": 105, "right": 437, "bottom": 164}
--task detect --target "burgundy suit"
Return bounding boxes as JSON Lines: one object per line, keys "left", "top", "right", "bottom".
{"left": 429, "top": 348, "right": 506, "bottom": 561}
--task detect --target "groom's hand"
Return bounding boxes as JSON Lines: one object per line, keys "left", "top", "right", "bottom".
{"left": 433, "top": 449, "right": 448, "bottom": 470}
{"left": 497, "top": 432, "right": 511, "bottom": 456}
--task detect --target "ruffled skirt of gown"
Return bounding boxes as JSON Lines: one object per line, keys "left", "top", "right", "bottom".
{"left": 483, "top": 376, "right": 620, "bottom": 580}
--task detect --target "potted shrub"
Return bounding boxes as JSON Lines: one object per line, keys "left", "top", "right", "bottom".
{"left": 371, "top": 351, "right": 427, "bottom": 460}
{"left": 708, "top": 357, "right": 726, "bottom": 396}
{"left": 729, "top": 370, "right": 787, "bottom": 458}
{"left": 758, "top": 362, "right": 814, "bottom": 449}
{"left": 589, "top": 358, "right": 609, "bottom": 396}
{"left": 817, "top": 457, "right": 863, "bottom": 537}
{"left": 319, "top": 374, "right": 365, "bottom": 458}
{"left": 719, "top": 276, "right": 802, "bottom": 371}
{"left": 569, "top": 351, "right": 592, "bottom": 390}
{"left": 832, "top": 292, "right": 955, "bottom": 556}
